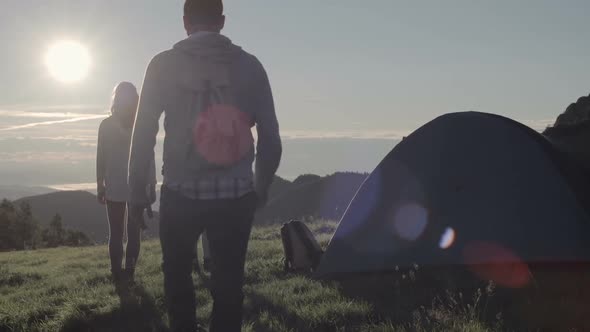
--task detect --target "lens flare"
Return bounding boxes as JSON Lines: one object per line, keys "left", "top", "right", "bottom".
{"left": 439, "top": 227, "right": 456, "bottom": 249}
{"left": 463, "top": 241, "right": 531, "bottom": 288}
{"left": 335, "top": 169, "right": 381, "bottom": 239}
{"left": 392, "top": 202, "right": 428, "bottom": 241}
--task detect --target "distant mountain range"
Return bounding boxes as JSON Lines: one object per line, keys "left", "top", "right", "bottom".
{"left": 16, "top": 191, "right": 161, "bottom": 243}
{"left": 16, "top": 191, "right": 110, "bottom": 242}
{"left": 254, "top": 172, "right": 368, "bottom": 224}
{"left": 14, "top": 172, "right": 368, "bottom": 242}
{"left": 0, "top": 185, "right": 56, "bottom": 201}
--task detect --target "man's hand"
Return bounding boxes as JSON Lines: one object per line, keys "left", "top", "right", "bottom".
{"left": 144, "top": 184, "right": 156, "bottom": 220}
{"left": 97, "top": 186, "right": 106, "bottom": 205}
{"left": 128, "top": 204, "right": 147, "bottom": 230}
{"left": 148, "top": 184, "right": 157, "bottom": 205}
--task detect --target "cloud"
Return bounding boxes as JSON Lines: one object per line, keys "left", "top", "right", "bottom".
{"left": 0, "top": 110, "right": 103, "bottom": 118}
{"left": 0, "top": 114, "right": 106, "bottom": 131}
{"left": 25, "top": 135, "right": 97, "bottom": 142}
{"left": 78, "top": 142, "right": 98, "bottom": 148}
{"left": 0, "top": 151, "right": 94, "bottom": 163}
{"left": 519, "top": 119, "right": 554, "bottom": 132}
{"left": 280, "top": 130, "right": 410, "bottom": 140}
{"left": 0, "top": 104, "right": 104, "bottom": 112}
{"left": 46, "top": 182, "right": 96, "bottom": 191}
{"left": 0, "top": 103, "right": 107, "bottom": 132}
{"left": 277, "top": 117, "right": 554, "bottom": 140}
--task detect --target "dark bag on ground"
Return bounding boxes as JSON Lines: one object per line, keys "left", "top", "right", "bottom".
{"left": 280, "top": 220, "right": 324, "bottom": 273}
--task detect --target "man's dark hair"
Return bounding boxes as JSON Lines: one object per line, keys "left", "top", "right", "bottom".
{"left": 184, "top": 0, "right": 224, "bottom": 25}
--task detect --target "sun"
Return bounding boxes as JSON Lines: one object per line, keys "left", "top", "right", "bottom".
{"left": 45, "top": 40, "right": 91, "bottom": 83}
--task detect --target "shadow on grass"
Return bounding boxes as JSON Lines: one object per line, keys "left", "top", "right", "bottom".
{"left": 243, "top": 276, "right": 368, "bottom": 332}
{"left": 60, "top": 285, "right": 168, "bottom": 332}
{"left": 0, "top": 267, "right": 44, "bottom": 288}
{"left": 334, "top": 264, "right": 590, "bottom": 331}
{"left": 244, "top": 290, "right": 322, "bottom": 332}
{"left": 334, "top": 267, "right": 498, "bottom": 330}
{"left": 240, "top": 267, "right": 528, "bottom": 331}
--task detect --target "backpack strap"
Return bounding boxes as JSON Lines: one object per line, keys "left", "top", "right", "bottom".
{"left": 280, "top": 223, "right": 294, "bottom": 272}
{"left": 290, "top": 220, "right": 324, "bottom": 271}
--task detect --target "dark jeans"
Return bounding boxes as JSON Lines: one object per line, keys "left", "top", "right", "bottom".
{"left": 106, "top": 201, "right": 141, "bottom": 274}
{"left": 159, "top": 186, "right": 257, "bottom": 332}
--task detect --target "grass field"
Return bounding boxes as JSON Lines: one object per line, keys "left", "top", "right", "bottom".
{"left": 0, "top": 221, "right": 499, "bottom": 332}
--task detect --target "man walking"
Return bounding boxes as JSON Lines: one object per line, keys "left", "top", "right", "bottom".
{"left": 128, "top": 1, "right": 282, "bottom": 330}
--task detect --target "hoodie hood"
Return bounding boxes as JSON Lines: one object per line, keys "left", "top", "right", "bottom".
{"left": 173, "top": 32, "right": 242, "bottom": 60}
{"left": 173, "top": 33, "right": 243, "bottom": 92}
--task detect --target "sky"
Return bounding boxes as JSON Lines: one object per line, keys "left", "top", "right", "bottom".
{"left": 1, "top": 0, "right": 590, "bottom": 188}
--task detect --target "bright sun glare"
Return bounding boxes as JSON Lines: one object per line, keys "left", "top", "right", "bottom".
{"left": 45, "top": 40, "right": 91, "bottom": 83}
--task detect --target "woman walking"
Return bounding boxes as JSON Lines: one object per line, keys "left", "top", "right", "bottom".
{"left": 96, "top": 82, "right": 156, "bottom": 285}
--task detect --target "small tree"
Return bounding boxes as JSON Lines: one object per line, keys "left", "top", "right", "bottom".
{"left": 43, "top": 214, "right": 65, "bottom": 248}
{"left": 0, "top": 200, "right": 39, "bottom": 250}
{"left": 0, "top": 201, "right": 91, "bottom": 250}
{"left": 64, "top": 230, "right": 92, "bottom": 247}
{"left": 17, "top": 202, "right": 39, "bottom": 249}
{"left": 0, "top": 199, "right": 15, "bottom": 212}
{"left": 0, "top": 208, "right": 14, "bottom": 250}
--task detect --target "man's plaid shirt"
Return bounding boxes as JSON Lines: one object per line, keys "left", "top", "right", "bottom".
{"left": 165, "top": 177, "right": 254, "bottom": 200}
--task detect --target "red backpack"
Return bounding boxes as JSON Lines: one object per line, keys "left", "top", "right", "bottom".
{"left": 188, "top": 64, "right": 254, "bottom": 168}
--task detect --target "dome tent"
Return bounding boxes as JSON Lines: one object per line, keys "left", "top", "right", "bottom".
{"left": 315, "top": 112, "right": 590, "bottom": 283}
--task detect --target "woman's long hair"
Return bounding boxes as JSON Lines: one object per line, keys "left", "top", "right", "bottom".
{"left": 110, "top": 82, "right": 139, "bottom": 128}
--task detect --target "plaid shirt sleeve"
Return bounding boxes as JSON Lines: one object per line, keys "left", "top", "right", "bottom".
{"left": 165, "top": 177, "right": 254, "bottom": 200}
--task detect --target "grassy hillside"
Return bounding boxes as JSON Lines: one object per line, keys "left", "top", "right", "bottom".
{"left": 0, "top": 221, "right": 498, "bottom": 332}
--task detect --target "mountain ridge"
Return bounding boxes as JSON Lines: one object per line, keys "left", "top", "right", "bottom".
{"left": 15, "top": 172, "right": 368, "bottom": 241}
{"left": 0, "top": 185, "right": 56, "bottom": 201}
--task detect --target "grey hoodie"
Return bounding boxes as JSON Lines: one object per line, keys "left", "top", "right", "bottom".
{"left": 128, "top": 33, "right": 282, "bottom": 205}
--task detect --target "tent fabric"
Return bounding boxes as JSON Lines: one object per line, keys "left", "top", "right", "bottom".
{"left": 315, "top": 112, "right": 590, "bottom": 279}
